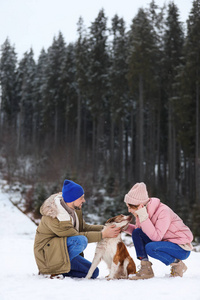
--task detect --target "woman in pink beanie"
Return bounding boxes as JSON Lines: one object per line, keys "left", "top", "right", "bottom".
{"left": 124, "top": 182, "right": 193, "bottom": 280}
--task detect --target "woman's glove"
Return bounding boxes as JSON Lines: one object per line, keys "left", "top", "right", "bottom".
{"left": 135, "top": 206, "right": 148, "bottom": 223}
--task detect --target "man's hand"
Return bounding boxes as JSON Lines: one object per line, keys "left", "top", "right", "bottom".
{"left": 102, "top": 225, "right": 121, "bottom": 239}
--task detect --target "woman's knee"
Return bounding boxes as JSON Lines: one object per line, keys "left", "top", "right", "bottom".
{"left": 145, "top": 242, "right": 154, "bottom": 255}
{"left": 132, "top": 228, "right": 143, "bottom": 239}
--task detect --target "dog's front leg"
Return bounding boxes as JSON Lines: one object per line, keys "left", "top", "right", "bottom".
{"left": 86, "top": 252, "right": 102, "bottom": 279}
{"left": 107, "top": 261, "right": 119, "bottom": 280}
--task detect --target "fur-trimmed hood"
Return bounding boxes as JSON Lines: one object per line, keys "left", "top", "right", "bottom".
{"left": 40, "top": 193, "right": 61, "bottom": 218}
{"left": 40, "top": 192, "right": 79, "bottom": 226}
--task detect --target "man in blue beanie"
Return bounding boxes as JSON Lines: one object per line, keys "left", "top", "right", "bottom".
{"left": 34, "top": 179, "right": 120, "bottom": 278}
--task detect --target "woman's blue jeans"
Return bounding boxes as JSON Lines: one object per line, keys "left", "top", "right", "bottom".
{"left": 132, "top": 228, "right": 191, "bottom": 266}
{"left": 62, "top": 235, "right": 99, "bottom": 278}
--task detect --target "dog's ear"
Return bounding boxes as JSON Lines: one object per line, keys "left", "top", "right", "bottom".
{"left": 105, "top": 216, "right": 116, "bottom": 224}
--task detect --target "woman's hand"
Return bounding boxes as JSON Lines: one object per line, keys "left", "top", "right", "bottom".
{"left": 131, "top": 204, "right": 144, "bottom": 217}
{"left": 102, "top": 225, "right": 121, "bottom": 239}
{"left": 135, "top": 205, "right": 149, "bottom": 223}
{"left": 138, "top": 204, "right": 144, "bottom": 210}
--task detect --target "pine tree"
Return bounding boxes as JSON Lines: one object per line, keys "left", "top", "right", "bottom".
{"left": 109, "top": 15, "right": 129, "bottom": 186}
{"left": 163, "top": 2, "right": 184, "bottom": 208}
{"left": 16, "top": 49, "right": 36, "bottom": 152}
{"left": 42, "top": 32, "right": 67, "bottom": 144}
{"left": 176, "top": 0, "right": 200, "bottom": 204}
{"left": 61, "top": 42, "right": 77, "bottom": 149}
{"left": 146, "top": 0, "right": 166, "bottom": 194}
{"left": 0, "top": 38, "right": 18, "bottom": 127}
{"left": 88, "top": 9, "right": 110, "bottom": 182}
{"left": 75, "top": 17, "right": 90, "bottom": 175}
{"left": 127, "top": 8, "right": 159, "bottom": 183}
{"left": 34, "top": 48, "right": 48, "bottom": 147}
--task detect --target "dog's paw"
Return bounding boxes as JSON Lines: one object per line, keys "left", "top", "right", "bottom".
{"left": 106, "top": 276, "right": 114, "bottom": 280}
{"left": 128, "top": 274, "right": 137, "bottom": 279}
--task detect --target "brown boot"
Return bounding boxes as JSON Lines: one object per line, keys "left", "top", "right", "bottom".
{"left": 129, "top": 260, "right": 154, "bottom": 280}
{"left": 170, "top": 260, "right": 187, "bottom": 277}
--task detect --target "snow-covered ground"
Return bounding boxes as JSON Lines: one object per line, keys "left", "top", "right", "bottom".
{"left": 1, "top": 182, "right": 200, "bottom": 300}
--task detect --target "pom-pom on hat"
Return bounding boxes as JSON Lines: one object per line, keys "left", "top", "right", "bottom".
{"left": 124, "top": 182, "right": 149, "bottom": 206}
{"left": 62, "top": 179, "right": 84, "bottom": 203}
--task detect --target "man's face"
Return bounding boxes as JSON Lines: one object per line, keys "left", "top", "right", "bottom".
{"left": 73, "top": 195, "right": 85, "bottom": 210}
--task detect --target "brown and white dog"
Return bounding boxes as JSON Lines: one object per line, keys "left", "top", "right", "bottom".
{"left": 86, "top": 214, "right": 136, "bottom": 280}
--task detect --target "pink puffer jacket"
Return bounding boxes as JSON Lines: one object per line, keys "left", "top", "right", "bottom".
{"left": 125, "top": 198, "right": 193, "bottom": 248}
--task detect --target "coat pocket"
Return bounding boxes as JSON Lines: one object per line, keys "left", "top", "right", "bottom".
{"left": 43, "top": 237, "right": 65, "bottom": 268}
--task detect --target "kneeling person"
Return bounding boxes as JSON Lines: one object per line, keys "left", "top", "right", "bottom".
{"left": 34, "top": 179, "right": 120, "bottom": 278}
{"left": 124, "top": 182, "right": 193, "bottom": 279}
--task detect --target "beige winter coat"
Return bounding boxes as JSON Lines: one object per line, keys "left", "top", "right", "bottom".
{"left": 34, "top": 193, "right": 103, "bottom": 275}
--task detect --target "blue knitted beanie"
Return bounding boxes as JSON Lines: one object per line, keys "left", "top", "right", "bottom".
{"left": 62, "top": 179, "right": 84, "bottom": 203}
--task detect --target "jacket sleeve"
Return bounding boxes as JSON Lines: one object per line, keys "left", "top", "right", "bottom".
{"left": 44, "top": 216, "right": 102, "bottom": 243}
{"left": 139, "top": 207, "right": 171, "bottom": 241}
{"left": 123, "top": 224, "right": 136, "bottom": 235}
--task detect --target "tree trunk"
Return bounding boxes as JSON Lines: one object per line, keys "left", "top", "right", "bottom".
{"left": 125, "top": 124, "right": 129, "bottom": 182}
{"left": 76, "top": 93, "right": 81, "bottom": 174}
{"left": 168, "top": 102, "right": 176, "bottom": 209}
{"left": 118, "top": 118, "right": 124, "bottom": 184}
{"left": 138, "top": 74, "right": 144, "bottom": 181}
{"left": 54, "top": 106, "right": 58, "bottom": 145}
{"left": 110, "top": 118, "right": 114, "bottom": 174}
{"left": 156, "top": 94, "right": 161, "bottom": 187}
{"left": 92, "top": 118, "right": 96, "bottom": 182}
{"left": 130, "top": 108, "right": 134, "bottom": 182}
{"left": 195, "top": 71, "right": 200, "bottom": 205}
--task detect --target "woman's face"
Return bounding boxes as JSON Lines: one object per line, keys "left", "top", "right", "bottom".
{"left": 126, "top": 203, "right": 139, "bottom": 217}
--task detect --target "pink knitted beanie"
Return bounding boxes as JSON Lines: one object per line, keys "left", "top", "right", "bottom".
{"left": 124, "top": 182, "right": 149, "bottom": 206}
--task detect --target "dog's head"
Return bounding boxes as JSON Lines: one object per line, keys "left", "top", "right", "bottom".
{"left": 105, "top": 214, "right": 132, "bottom": 229}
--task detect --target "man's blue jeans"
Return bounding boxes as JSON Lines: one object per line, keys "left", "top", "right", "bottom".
{"left": 62, "top": 235, "right": 99, "bottom": 278}
{"left": 132, "top": 228, "right": 191, "bottom": 266}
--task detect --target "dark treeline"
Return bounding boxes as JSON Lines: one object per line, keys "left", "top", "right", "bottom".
{"left": 0, "top": 1, "right": 200, "bottom": 235}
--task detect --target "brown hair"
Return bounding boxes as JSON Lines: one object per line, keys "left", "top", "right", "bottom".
{"left": 127, "top": 203, "right": 140, "bottom": 209}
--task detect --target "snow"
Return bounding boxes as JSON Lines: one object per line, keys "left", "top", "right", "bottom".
{"left": 1, "top": 183, "right": 200, "bottom": 300}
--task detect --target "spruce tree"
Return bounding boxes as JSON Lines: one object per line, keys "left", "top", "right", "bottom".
{"left": 163, "top": 2, "right": 184, "bottom": 208}
{"left": 176, "top": 0, "right": 200, "bottom": 204}
{"left": 0, "top": 38, "right": 18, "bottom": 127}
{"left": 127, "top": 8, "right": 159, "bottom": 184}
{"left": 88, "top": 9, "right": 110, "bottom": 182}
{"left": 75, "top": 17, "right": 90, "bottom": 174}
{"left": 34, "top": 48, "right": 48, "bottom": 147}
{"left": 16, "top": 49, "right": 36, "bottom": 152}
{"left": 61, "top": 43, "right": 77, "bottom": 148}
{"left": 146, "top": 0, "right": 166, "bottom": 194}
{"left": 42, "top": 32, "right": 66, "bottom": 144}
{"left": 110, "top": 15, "right": 129, "bottom": 186}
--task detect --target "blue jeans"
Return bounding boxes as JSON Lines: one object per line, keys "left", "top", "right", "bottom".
{"left": 132, "top": 228, "right": 191, "bottom": 266}
{"left": 62, "top": 235, "right": 99, "bottom": 278}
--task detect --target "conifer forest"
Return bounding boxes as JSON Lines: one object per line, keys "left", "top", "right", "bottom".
{"left": 0, "top": 1, "right": 200, "bottom": 237}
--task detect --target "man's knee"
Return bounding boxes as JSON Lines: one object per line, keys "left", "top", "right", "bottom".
{"left": 91, "top": 267, "right": 99, "bottom": 279}
{"left": 78, "top": 235, "right": 88, "bottom": 249}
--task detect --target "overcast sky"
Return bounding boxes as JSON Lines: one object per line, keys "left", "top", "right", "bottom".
{"left": 0, "top": 0, "right": 194, "bottom": 60}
